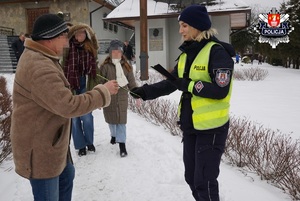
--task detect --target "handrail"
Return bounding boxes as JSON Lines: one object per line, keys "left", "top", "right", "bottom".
{"left": 0, "top": 26, "right": 14, "bottom": 36}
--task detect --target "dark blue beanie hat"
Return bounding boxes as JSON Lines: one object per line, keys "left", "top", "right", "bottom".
{"left": 178, "top": 5, "right": 211, "bottom": 31}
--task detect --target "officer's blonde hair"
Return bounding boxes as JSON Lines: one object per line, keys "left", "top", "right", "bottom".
{"left": 183, "top": 25, "right": 218, "bottom": 42}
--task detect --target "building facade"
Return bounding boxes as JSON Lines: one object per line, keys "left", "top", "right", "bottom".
{"left": 0, "top": 0, "right": 251, "bottom": 77}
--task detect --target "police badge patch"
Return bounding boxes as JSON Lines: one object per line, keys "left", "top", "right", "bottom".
{"left": 194, "top": 81, "right": 204, "bottom": 93}
{"left": 215, "top": 69, "right": 231, "bottom": 87}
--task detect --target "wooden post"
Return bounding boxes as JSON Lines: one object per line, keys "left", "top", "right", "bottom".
{"left": 139, "top": 0, "right": 149, "bottom": 80}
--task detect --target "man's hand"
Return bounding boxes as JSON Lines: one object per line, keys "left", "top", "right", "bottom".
{"left": 104, "top": 80, "right": 119, "bottom": 95}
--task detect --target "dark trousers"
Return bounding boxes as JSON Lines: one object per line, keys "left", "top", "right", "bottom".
{"left": 183, "top": 129, "right": 228, "bottom": 201}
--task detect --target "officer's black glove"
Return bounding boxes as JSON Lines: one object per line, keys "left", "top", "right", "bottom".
{"left": 130, "top": 87, "right": 146, "bottom": 100}
{"left": 170, "top": 78, "right": 191, "bottom": 92}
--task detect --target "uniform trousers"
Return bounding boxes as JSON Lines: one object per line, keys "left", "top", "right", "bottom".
{"left": 183, "top": 128, "right": 228, "bottom": 201}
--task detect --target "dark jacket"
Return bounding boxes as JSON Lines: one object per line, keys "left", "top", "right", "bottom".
{"left": 123, "top": 44, "right": 134, "bottom": 60}
{"left": 11, "top": 38, "right": 25, "bottom": 60}
{"left": 140, "top": 37, "right": 235, "bottom": 134}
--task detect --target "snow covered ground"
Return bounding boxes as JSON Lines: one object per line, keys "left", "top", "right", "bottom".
{"left": 0, "top": 61, "right": 298, "bottom": 201}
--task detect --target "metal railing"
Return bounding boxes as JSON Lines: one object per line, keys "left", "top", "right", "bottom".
{"left": 0, "top": 26, "right": 14, "bottom": 36}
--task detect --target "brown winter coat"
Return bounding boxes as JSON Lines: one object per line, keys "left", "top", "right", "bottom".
{"left": 10, "top": 39, "right": 111, "bottom": 179}
{"left": 99, "top": 56, "right": 136, "bottom": 124}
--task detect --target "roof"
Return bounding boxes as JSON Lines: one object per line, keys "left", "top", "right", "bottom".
{"left": 92, "top": 0, "right": 123, "bottom": 9}
{"left": 104, "top": 0, "right": 251, "bottom": 29}
{"left": 107, "top": 0, "right": 249, "bottom": 18}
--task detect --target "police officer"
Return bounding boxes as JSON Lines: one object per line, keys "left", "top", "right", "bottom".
{"left": 130, "top": 5, "right": 235, "bottom": 201}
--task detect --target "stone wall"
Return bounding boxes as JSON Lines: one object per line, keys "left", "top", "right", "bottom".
{"left": 0, "top": 0, "right": 90, "bottom": 35}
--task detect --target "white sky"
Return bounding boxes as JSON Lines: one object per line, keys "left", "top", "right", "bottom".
{"left": 0, "top": 60, "right": 298, "bottom": 201}
{"left": 242, "top": 0, "right": 285, "bottom": 10}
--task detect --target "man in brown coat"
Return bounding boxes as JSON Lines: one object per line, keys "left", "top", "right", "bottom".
{"left": 10, "top": 14, "right": 119, "bottom": 201}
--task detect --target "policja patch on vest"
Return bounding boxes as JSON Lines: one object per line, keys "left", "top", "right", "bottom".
{"left": 215, "top": 69, "right": 231, "bottom": 87}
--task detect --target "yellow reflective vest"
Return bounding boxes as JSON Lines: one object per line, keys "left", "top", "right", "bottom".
{"left": 177, "top": 41, "right": 232, "bottom": 130}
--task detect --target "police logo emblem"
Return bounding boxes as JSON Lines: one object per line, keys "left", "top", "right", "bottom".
{"left": 254, "top": 7, "right": 294, "bottom": 48}
{"left": 216, "top": 69, "right": 230, "bottom": 87}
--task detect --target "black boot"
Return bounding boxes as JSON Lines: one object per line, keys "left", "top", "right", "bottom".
{"left": 87, "top": 144, "right": 96, "bottom": 152}
{"left": 119, "top": 143, "right": 127, "bottom": 157}
{"left": 78, "top": 148, "right": 86, "bottom": 156}
{"left": 110, "top": 136, "right": 116, "bottom": 145}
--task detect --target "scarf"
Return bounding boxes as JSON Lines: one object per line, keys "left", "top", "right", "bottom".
{"left": 64, "top": 38, "right": 97, "bottom": 90}
{"left": 112, "top": 58, "right": 128, "bottom": 87}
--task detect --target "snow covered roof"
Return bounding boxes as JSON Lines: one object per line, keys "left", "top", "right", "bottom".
{"left": 104, "top": 0, "right": 251, "bottom": 30}
{"left": 105, "top": 0, "right": 250, "bottom": 19}
{"left": 102, "top": 0, "right": 124, "bottom": 7}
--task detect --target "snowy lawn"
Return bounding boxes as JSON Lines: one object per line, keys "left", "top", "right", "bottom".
{"left": 0, "top": 61, "right": 298, "bottom": 201}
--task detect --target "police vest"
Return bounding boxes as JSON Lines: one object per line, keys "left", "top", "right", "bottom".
{"left": 177, "top": 41, "right": 232, "bottom": 130}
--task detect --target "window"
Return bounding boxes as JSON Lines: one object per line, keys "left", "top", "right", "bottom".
{"left": 109, "top": 23, "right": 113, "bottom": 31}
{"left": 103, "top": 13, "right": 108, "bottom": 30}
{"left": 113, "top": 24, "right": 118, "bottom": 33}
{"left": 103, "top": 21, "right": 108, "bottom": 30}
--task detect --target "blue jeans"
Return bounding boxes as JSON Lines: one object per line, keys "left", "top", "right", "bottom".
{"left": 29, "top": 161, "right": 75, "bottom": 201}
{"left": 72, "top": 76, "right": 94, "bottom": 150}
{"left": 108, "top": 124, "right": 126, "bottom": 143}
{"left": 72, "top": 113, "right": 94, "bottom": 149}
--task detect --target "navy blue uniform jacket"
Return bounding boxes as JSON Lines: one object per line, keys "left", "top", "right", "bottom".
{"left": 142, "top": 37, "right": 235, "bottom": 134}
